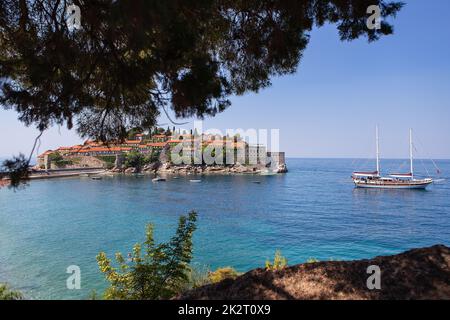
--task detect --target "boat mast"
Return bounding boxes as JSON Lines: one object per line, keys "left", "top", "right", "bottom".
{"left": 410, "top": 128, "right": 414, "bottom": 179}
{"left": 376, "top": 125, "right": 380, "bottom": 176}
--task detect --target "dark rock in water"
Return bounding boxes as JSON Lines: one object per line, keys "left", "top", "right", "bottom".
{"left": 275, "top": 164, "right": 288, "bottom": 173}
{"left": 176, "top": 245, "right": 450, "bottom": 300}
{"left": 143, "top": 162, "right": 160, "bottom": 172}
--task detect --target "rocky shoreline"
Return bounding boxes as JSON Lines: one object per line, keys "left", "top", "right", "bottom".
{"left": 108, "top": 162, "right": 288, "bottom": 175}
{"left": 177, "top": 245, "right": 450, "bottom": 300}
{"left": 0, "top": 162, "right": 287, "bottom": 185}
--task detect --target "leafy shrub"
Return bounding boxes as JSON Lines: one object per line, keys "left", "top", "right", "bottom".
{"left": 48, "top": 152, "right": 73, "bottom": 168}
{"left": 265, "top": 250, "right": 288, "bottom": 271}
{"left": 55, "top": 160, "right": 73, "bottom": 167}
{"left": 124, "top": 151, "right": 145, "bottom": 169}
{"left": 208, "top": 267, "right": 240, "bottom": 283}
{"left": 127, "top": 127, "right": 144, "bottom": 140}
{"left": 48, "top": 152, "right": 63, "bottom": 163}
{"left": 97, "top": 211, "right": 197, "bottom": 300}
{"left": 0, "top": 284, "right": 23, "bottom": 300}
{"left": 144, "top": 151, "right": 160, "bottom": 164}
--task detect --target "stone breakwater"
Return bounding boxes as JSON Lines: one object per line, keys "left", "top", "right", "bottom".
{"left": 108, "top": 162, "right": 288, "bottom": 175}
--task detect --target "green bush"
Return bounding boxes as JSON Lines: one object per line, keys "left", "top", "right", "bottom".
{"left": 208, "top": 267, "right": 240, "bottom": 283}
{"left": 97, "top": 211, "right": 197, "bottom": 300}
{"left": 144, "top": 150, "right": 160, "bottom": 164}
{"left": 48, "top": 152, "right": 73, "bottom": 168}
{"left": 124, "top": 151, "right": 145, "bottom": 169}
{"left": 48, "top": 152, "right": 63, "bottom": 162}
{"left": 265, "top": 250, "right": 288, "bottom": 271}
{"left": 55, "top": 159, "right": 73, "bottom": 167}
{"left": 0, "top": 284, "right": 23, "bottom": 300}
{"left": 127, "top": 127, "right": 143, "bottom": 140}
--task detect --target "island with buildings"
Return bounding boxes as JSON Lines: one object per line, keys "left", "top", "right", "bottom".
{"left": 35, "top": 128, "right": 287, "bottom": 178}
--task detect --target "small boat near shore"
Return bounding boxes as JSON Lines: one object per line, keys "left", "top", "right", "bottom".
{"left": 260, "top": 170, "right": 276, "bottom": 176}
{"left": 152, "top": 177, "right": 166, "bottom": 182}
{"left": 91, "top": 176, "right": 102, "bottom": 180}
{"left": 352, "top": 127, "right": 433, "bottom": 189}
{"left": 189, "top": 179, "right": 201, "bottom": 183}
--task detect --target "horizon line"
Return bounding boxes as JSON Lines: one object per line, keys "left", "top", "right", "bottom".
{"left": 285, "top": 156, "right": 450, "bottom": 161}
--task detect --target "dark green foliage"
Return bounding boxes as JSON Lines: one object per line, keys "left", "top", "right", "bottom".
{"left": 48, "top": 152, "right": 64, "bottom": 163}
{"left": 0, "top": 0, "right": 403, "bottom": 141}
{"left": 1, "top": 154, "right": 29, "bottom": 189}
{"left": 0, "top": 0, "right": 403, "bottom": 186}
{"left": 146, "top": 150, "right": 160, "bottom": 164}
{"left": 127, "top": 127, "right": 144, "bottom": 140}
{"left": 124, "top": 150, "right": 159, "bottom": 169}
{"left": 48, "top": 152, "right": 73, "bottom": 167}
{"left": 97, "top": 211, "right": 198, "bottom": 300}
{"left": 124, "top": 151, "right": 145, "bottom": 170}
{"left": 54, "top": 159, "right": 73, "bottom": 167}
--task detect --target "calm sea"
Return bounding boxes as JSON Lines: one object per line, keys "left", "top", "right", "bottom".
{"left": 0, "top": 158, "right": 449, "bottom": 299}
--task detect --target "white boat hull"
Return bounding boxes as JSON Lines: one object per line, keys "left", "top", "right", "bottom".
{"left": 353, "top": 179, "right": 432, "bottom": 189}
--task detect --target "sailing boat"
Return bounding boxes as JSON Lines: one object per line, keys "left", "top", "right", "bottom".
{"left": 352, "top": 126, "right": 433, "bottom": 189}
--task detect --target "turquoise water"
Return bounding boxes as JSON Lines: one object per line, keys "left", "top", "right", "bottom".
{"left": 0, "top": 158, "right": 449, "bottom": 299}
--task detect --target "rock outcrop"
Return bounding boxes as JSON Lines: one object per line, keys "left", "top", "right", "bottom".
{"left": 275, "top": 163, "right": 288, "bottom": 173}
{"left": 177, "top": 245, "right": 450, "bottom": 300}
{"left": 124, "top": 167, "right": 137, "bottom": 174}
{"left": 143, "top": 162, "right": 160, "bottom": 172}
{"left": 108, "top": 162, "right": 285, "bottom": 176}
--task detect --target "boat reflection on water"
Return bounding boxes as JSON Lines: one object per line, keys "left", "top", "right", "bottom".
{"left": 352, "top": 186, "right": 428, "bottom": 198}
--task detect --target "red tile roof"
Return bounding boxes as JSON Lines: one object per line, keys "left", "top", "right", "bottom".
{"left": 71, "top": 147, "right": 132, "bottom": 153}
{"left": 37, "top": 150, "right": 54, "bottom": 158}
{"left": 147, "top": 142, "right": 167, "bottom": 147}
{"left": 125, "top": 140, "right": 142, "bottom": 144}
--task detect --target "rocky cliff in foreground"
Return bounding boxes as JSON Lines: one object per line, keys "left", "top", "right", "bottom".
{"left": 178, "top": 245, "right": 450, "bottom": 300}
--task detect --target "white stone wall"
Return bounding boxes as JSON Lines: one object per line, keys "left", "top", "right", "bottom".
{"left": 267, "top": 152, "right": 286, "bottom": 167}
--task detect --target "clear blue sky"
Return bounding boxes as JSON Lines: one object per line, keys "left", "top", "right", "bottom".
{"left": 1, "top": 0, "right": 449, "bottom": 159}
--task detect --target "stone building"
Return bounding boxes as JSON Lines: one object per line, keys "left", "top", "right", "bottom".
{"left": 247, "top": 145, "right": 267, "bottom": 165}
{"left": 266, "top": 152, "right": 286, "bottom": 167}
